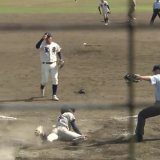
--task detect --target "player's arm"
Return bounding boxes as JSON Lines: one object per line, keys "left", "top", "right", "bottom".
{"left": 36, "top": 39, "right": 43, "bottom": 49}
{"left": 107, "top": 4, "right": 110, "bottom": 11}
{"left": 57, "top": 52, "right": 63, "bottom": 60}
{"left": 98, "top": 5, "right": 101, "bottom": 14}
{"left": 35, "top": 33, "right": 48, "bottom": 49}
{"left": 135, "top": 74, "right": 151, "bottom": 82}
{"left": 70, "top": 120, "right": 82, "bottom": 135}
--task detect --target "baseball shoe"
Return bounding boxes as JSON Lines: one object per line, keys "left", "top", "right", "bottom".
{"left": 105, "top": 22, "right": 108, "bottom": 26}
{"left": 41, "top": 89, "right": 45, "bottom": 97}
{"left": 35, "top": 125, "right": 45, "bottom": 136}
{"left": 134, "top": 134, "right": 143, "bottom": 142}
{"left": 52, "top": 95, "right": 59, "bottom": 101}
{"left": 35, "top": 125, "right": 47, "bottom": 141}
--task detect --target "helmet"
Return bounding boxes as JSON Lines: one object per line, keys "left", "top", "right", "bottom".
{"left": 60, "top": 106, "right": 75, "bottom": 114}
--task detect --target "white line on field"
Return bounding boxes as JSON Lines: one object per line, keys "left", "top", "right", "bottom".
{"left": 111, "top": 115, "right": 138, "bottom": 121}
{"left": 0, "top": 115, "right": 17, "bottom": 120}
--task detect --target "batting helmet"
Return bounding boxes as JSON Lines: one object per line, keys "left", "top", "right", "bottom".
{"left": 60, "top": 106, "right": 75, "bottom": 114}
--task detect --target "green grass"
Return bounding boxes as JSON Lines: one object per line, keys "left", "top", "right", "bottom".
{"left": 0, "top": 0, "right": 152, "bottom": 14}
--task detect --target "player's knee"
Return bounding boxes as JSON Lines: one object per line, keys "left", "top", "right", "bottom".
{"left": 52, "top": 78, "right": 58, "bottom": 85}
{"left": 138, "top": 111, "right": 146, "bottom": 119}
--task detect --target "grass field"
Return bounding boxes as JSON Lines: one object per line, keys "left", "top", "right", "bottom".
{"left": 0, "top": 0, "right": 152, "bottom": 14}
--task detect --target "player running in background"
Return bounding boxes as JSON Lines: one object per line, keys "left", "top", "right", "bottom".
{"left": 128, "top": 0, "right": 136, "bottom": 23}
{"left": 98, "top": 0, "right": 111, "bottom": 26}
{"left": 150, "top": 0, "right": 160, "bottom": 25}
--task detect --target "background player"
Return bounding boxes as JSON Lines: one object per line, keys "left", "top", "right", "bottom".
{"left": 128, "top": 0, "right": 136, "bottom": 22}
{"left": 35, "top": 107, "right": 87, "bottom": 145}
{"left": 150, "top": 0, "right": 160, "bottom": 25}
{"left": 98, "top": 0, "right": 111, "bottom": 26}
{"left": 36, "top": 32, "right": 64, "bottom": 101}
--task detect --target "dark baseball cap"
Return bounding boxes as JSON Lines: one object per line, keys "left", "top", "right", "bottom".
{"left": 44, "top": 32, "right": 52, "bottom": 38}
{"left": 152, "top": 64, "right": 160, "bottom": 71}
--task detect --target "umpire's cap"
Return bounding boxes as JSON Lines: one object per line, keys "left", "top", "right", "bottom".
{"left": 152, "top": 64, "right": 160, "bottom": 71}
{"left": 60, "top": 106, "right": 75, "bottom": 114}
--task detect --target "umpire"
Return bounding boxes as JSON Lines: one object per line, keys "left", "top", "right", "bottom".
{"left": 150, "top": 0, "right": 160, "bottom": 25}
{"left": 135, "top": 64, "right": 160, "bottom": 142}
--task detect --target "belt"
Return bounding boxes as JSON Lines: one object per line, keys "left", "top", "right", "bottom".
{"left": 42, "top": 62, "right": 53, "bottom": 64}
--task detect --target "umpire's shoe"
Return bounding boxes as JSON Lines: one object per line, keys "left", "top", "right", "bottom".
{"left": 134, "top": 134, "right": 143, "bottom": 142}
{"left": 52, "top": 95, "right": 59, "bottom": 101}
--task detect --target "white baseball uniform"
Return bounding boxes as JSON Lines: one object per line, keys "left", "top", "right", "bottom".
{"left": 99, "top": 0, "right": 110, "bottom": 15}
{"left": 47, "top": 112, "right": 82, "bottom": 142}
{"left": 39, "top": 41, "right": 61, "bottom": 85}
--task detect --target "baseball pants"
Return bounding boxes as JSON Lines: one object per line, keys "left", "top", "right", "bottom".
{"left": 135, "top": 101, "right": 160, "bottom": 136}
{"left": 102, "top": 12, "right": 109, "bottom": 22}
{"left": 150, "top": 9, "right": 160, "bottom": 24}
{"left": 41, "top": 62, "right": 58, "bottom": 85}
{"left": 47, "top": 126, "right": 82, "bottom": 142}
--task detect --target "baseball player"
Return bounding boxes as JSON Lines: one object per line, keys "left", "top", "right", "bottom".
{"left": 128, "top": 0, "right": 136, "bottom": 22}
{"left": 36, "top": 33, "right": 64, "bottom": 101}
{"left": 35, "top": 107, "right": 87, "bottom": 144}
{"left": 150, "top": 0, "right": 160, "bottom": 25}
{"left": 98, "top": 0, "right": 111, "bottom": 26}
{"left": 134, "top": 64, "right": 160, "bottom": 142}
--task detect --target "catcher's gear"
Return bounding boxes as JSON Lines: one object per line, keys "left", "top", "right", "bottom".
{"left": 124, "top": 74, "right": 140, "bottom": 83}
{"left": 58, "top": 59, "right": 64, "bottom": 69}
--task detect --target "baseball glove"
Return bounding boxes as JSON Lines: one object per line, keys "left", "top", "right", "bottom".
{"left": 124, "top": 74, "right": 140, "bottom": 83}
{"left": 58, "top": 60, "right": 64, "bottom": 69}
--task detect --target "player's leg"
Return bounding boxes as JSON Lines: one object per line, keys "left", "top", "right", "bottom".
{"left": 58, "top": 127, "right": 84, "bottom": 141}
{"left": 150, "top": 10, "right": 158, "bottom": 25}
{"left": 103, "top": 13, "right": 109, "bottom": 25}
{"left": 50, "top": 63, "right": 59, "bottom": 101}
{"left": 135, "top": 105, "right": 160, "bottom": 142}
{"left": 40, "top": 64, "right": 49, "bottom": 97}
{"left": 47, "top": 133, "right": 59, "bottom": 142}
{"left": 158, "top": 10, "right": 160, "bottom": 18}
{"left": 47, "top": 128, "right": 59, "bottom": 142}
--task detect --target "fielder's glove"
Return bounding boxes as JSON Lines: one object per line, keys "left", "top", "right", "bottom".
{"left": 124, "top": 74, "right": 140, "bottom": 83}
{"left": 58, "top": 59, "right": 64, "bottom": 69}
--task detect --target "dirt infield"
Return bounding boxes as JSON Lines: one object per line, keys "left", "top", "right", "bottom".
{"left": 0, "top": 12, "right": 160, "bottom": 160}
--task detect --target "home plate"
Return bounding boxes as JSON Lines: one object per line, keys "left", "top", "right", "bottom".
{"left": 0, "top": 115, "right": 17, "bottom": 120}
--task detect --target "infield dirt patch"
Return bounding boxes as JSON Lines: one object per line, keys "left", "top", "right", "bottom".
{"left": 0, "top": 12, "right": 160, "bottom": 160}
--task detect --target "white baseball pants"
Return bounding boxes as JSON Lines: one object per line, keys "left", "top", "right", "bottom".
{"left": 41, "top": 62, "right": 58, "bottom": 85}
{"left": 47, "top": 126, "right": 82, "bottom": 142}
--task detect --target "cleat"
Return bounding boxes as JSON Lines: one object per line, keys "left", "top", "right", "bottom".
{"left": 41, "top": 89, "right": 45, "bottom": 97}
{"left": 52, "top": 95, "right": 59, "bottom": 101}
{"left": 35, "top": 125, "right": 45, "bottom": 136}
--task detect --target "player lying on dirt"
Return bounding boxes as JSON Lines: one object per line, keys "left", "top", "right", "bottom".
{"left": 35, "top": 107, "right": 87, "bottom": 145}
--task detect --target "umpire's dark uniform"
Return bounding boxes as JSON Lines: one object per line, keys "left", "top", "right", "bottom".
{"left": 150, "top": 0, "right": 160, "bottom": 25}
{"left": 135, "top": 65, "right": 160, "bottom": 142}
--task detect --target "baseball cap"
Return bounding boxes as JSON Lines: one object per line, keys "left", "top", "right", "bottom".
{"left": 44, "top": 32, "right": 52, "bottom": 38}
{"left": 152, "top": 64, "right": 160, "bottom": 71}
